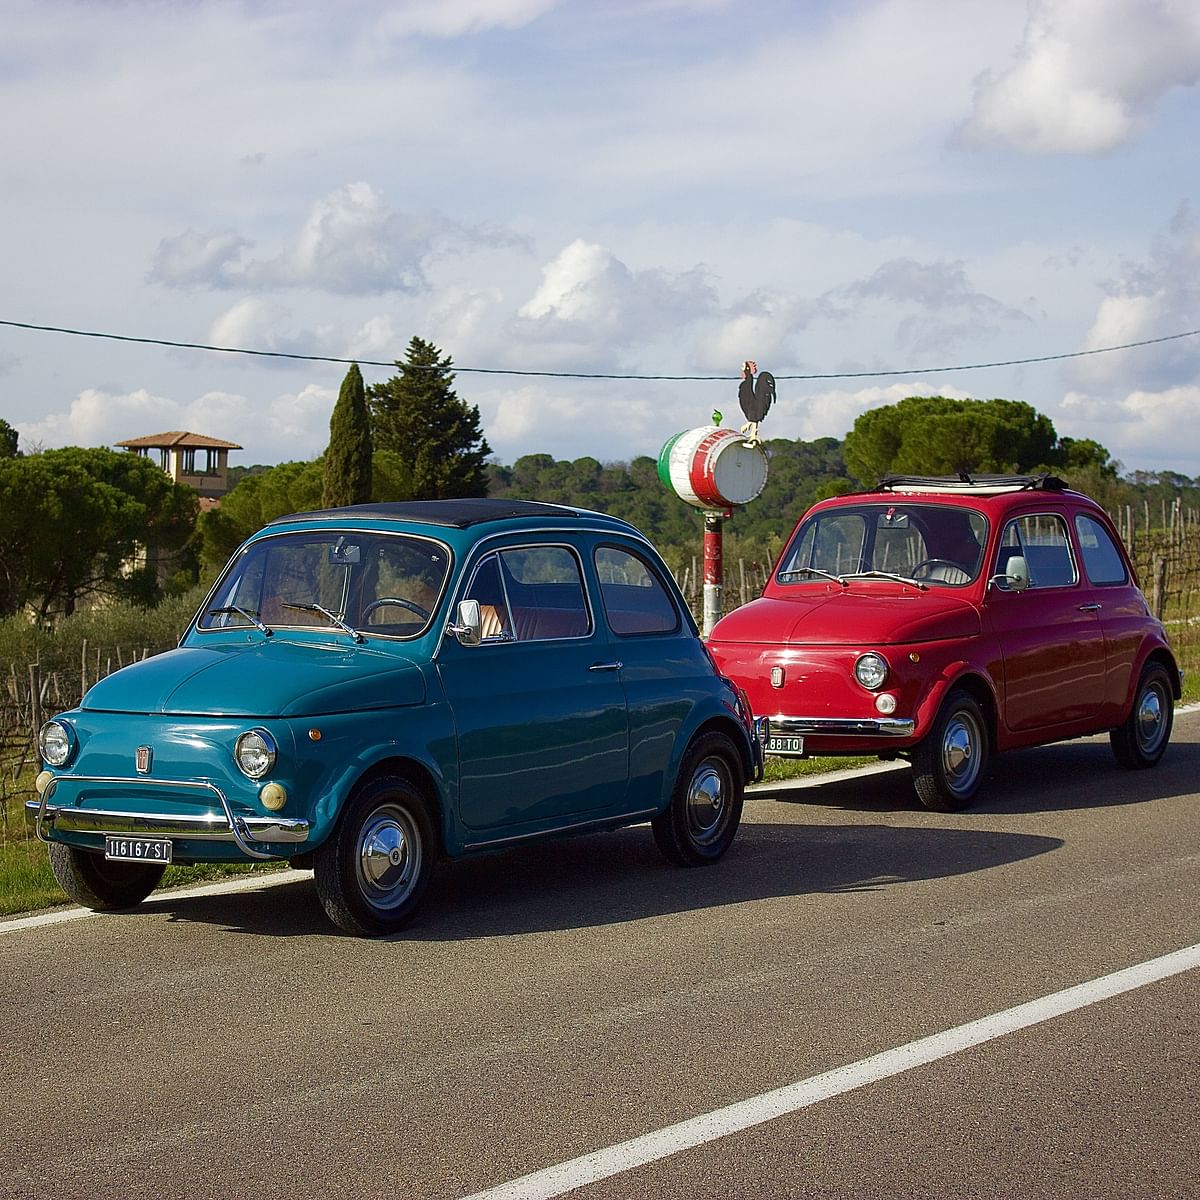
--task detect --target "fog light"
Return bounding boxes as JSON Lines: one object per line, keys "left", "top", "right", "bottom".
{"left": 259, "top": 782, "right": 287, "bottom": 812}
{"left": 35, "top": 770, "right": 53, "bottom": 796}
{"left": 875, "top": 693, "right": 897, "bottom": 715}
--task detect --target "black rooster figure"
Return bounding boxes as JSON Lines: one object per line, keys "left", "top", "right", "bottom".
{"left": 737, "top": 360, "right": 775, "bottom": 444}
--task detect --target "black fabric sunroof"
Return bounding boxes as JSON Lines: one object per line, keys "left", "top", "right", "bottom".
{"left": 267, "top": 498, "right": 583, "bottom": 529}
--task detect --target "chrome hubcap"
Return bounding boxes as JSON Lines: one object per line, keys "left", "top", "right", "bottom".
{"left": 1136, "top": 686, "right": 1165, "bottom": 753}
{"left": 357, "top": 805, "right": 422, "bottom": 911}
{"left": 942, "top": 711, "right": 981, "bottom": 795}
{"left": 687, "top": 760, "right": 727, "bottom": 845}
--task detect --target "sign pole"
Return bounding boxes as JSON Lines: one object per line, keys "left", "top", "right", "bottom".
{"left": 702, "top": 509, "right": 729, "bottom": 637}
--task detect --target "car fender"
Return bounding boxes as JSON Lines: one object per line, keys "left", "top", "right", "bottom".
{"left": 295, "top": 703, "right": 458, "bottom": 849}
{"left": 656, "top": 688, "right": 757, "bottom": 811}
{"left": 911, "top": 660, "right": 1001, "bottom": 746}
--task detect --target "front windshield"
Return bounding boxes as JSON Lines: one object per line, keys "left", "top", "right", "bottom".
{"left": 777, "top": 503, "right": 988, "bottom": 587}
{"left": 198, "top": 530, "right": 451, "bottom": 638}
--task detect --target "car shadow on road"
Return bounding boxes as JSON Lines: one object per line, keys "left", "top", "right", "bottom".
{"left": 755, "top": 735, "right": 1198, "bottom": 815}
{"left": 147, "top": 816, "right": 1062, "bottom": 940}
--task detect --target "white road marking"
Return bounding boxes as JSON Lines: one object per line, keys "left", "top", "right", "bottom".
{"left": 465, "top": 941, "right": 1200, "bottom": 1200}
{"left": 0, "top": 869, "right": 299, "bottom": 936}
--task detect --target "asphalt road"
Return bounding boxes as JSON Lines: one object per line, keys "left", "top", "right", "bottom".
{"left": 2, "top": 711, "right": 1198, "bottom": 1200}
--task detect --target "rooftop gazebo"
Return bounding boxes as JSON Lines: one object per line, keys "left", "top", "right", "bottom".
{"left": 115, "top": 431, "right": 242, "bottom": 501}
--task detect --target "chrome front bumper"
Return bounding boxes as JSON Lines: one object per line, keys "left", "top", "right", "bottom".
{"left": 769, "top": 715, "right": 916, "bottom": 738}
{"left": 29, "top": 774, "right": 310, "bottom": 861}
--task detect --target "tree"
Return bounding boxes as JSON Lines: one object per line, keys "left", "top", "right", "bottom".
{"left": 843, "top": 397, "right": 1061, "bottom": 485}
{"left": 322, "top": 363, "right": 372, "bottom": 508}
{"left": 0, "top": 418, "right": 19, "bottom": 458}
{"left": 367, "top": 337, "right": 491, "bottom": 499}
{"left": 0, "top": 447, "right": 197, "bottom": 620}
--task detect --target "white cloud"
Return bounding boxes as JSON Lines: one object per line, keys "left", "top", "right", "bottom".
{"left": 1060, "top": 386, "right": 1200, "bottom": 473}
{"left": 961, "top": 0, "right": 1200, "bottom": 153}
{"left": 373, "top": 0, "right": 558, "bottom": 38}
{"left": 513, "top": 239, "right": 717, "bottom": 366}
{"left": 148, "top": 230, "right": 249, "bottom": 289}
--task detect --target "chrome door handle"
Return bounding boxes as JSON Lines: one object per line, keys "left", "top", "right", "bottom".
{"left": 589, "top": 661, "right": 623, "bottom": 672}
{"left": 1078, "top": 603, "right": 1102, "bottom": 612}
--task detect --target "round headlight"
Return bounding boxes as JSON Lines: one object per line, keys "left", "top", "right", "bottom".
{"left": 39, "top": 720, "right": 75, "bottom": 768}
{"left": 854, "top": 652, "right": 889, "bottom": 691}
{"left": 235, "top": 729, "right": 277, "bottom": 779}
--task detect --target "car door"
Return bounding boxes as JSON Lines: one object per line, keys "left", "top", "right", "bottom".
{"left": 590, "top": 542, "right": 710, "bottom": 810}
{"left": 435, "top": 541, "right": 631, "bottom": 835}
{"left": 985, "top": 511, "right": 1107, "bottom": 732}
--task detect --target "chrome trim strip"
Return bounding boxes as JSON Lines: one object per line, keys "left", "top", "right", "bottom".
{"left": 769, "top": 715, "right": 916, "bottom": 737}
{"left": 31, "top": 775, "right": 306, "bottom": 858}
{"left": 463, "top": 807, "right": 658, "bottom": 852}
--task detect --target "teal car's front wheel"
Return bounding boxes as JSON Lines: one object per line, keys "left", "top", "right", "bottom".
{"left": 48, "top": 843, "right": 165, "bottom": 911}
{"left": 314, "top": 776, "right": 435, "bottom": 936}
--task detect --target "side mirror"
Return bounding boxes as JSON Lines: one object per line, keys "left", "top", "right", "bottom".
{"left": 1001, "top": 555, "right": 1030, "bottom": 593}
{"left": 448, "top": 598, "right": 482, "bottom": 646}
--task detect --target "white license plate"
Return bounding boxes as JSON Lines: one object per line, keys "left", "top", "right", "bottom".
{"left": 105, "top": 836, "right": 172, "bottom": 864}
{"left": 767, "top": 735, "right": 805, "bottom": 755}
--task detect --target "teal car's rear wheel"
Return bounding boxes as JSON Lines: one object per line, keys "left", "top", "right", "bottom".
{"left": 314, "top": 776, "right": 435, "bottom": 936}
{"left": 652, "top": 731, "right": 745, "bottom": 866}
{"left": 48, "top": 843, "right": 165, "bottom": 910}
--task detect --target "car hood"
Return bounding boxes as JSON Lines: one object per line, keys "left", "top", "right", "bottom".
{"left": 82, "top": 638, "right": 426, "bottom": 717}
{"left": 709, "top": 586, "right": 980, "bottom": 646}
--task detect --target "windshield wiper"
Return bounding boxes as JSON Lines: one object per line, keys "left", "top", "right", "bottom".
{"left": 840, "top": 570, "right": 928, "bottom": 590}
{"left": 207, "top": 605, "right": 272, "bottom": 636}
{"left": 281, "top": 600, "right": 363, "bottom": 643}
{"left": 778, "top": 566, "right": 847, "bottom": 586}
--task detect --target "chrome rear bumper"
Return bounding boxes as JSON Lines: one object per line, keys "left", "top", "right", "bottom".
{"left": 30, "top": 774, "right": 309, "bottom": 861}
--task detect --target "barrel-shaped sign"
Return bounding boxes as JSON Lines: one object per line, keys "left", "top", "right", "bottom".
{"left": 657, "top": 426, "right": 769, "bottom": 510}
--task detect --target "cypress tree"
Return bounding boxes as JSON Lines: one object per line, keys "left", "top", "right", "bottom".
{"left": 367, "top": 337, "right": 491, "bottom": 499}
{"left": 322, "top": 363, "right": 372, "bottom": 508}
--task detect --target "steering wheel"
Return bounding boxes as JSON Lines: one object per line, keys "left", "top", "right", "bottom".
{"left": 361, "top": 597, "right": 430, "bottom": 622}
{"left": 911, "top": 558, "right": 967, "bottom": 581}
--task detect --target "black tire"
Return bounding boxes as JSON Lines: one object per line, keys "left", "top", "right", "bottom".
{"left": 313, "top": 775, "right": 435, "bottom": 936}
{"left": 911, "top": 689, "right": 989, "bottom": 812}
{"left": 652, "top": 731, "right": 745, "bottom": 866}
{"left": 48, "top": 842, "right": 165, "bottom": 911}
{"left": 1111, "top": 663, "right": 1174, "bottom": 769}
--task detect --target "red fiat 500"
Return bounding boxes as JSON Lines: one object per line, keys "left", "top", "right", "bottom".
{"left": 708, "top": 474, "right": 1182, "bottom": 810}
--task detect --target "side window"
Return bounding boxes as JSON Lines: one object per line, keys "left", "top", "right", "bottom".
{"left": 595, "top": 546, "right": 680, "bottom": 636}
{"left": 1075, "top": 514, "right": 1129, "bottom": 586}
{"left": 996, "top": 514, "right": 1077, "bottom": 588}
{"left": 471, "top": 546, "right": 590, "bottom": 642}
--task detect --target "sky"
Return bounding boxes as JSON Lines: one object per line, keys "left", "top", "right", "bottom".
{"left": 3, "top": 0, "right": 1200, "bottom": 479}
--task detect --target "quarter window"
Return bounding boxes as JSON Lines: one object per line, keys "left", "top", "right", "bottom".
{"left": 1075, "top": 514, "right": 1128, "bottom": 586}
{"left": 595, "top": 546, "right": 679, "bottom": 635}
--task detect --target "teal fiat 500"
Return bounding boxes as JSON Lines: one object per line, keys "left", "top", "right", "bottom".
{"left": 32, "top": 499, "right": 764, "bottom": 935}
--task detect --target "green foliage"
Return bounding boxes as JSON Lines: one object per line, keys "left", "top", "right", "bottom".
{"left": 368, "top": 337, "right": 491, "bottom": 499}
{"left": 322, "top": 363, "right": 372, "bottom": 508}
{"left": 843, "top": 397, "right": 1059, "bottom": 484}
{"left": 194, "top": 459, "right": 323, "bottom": 568}
{"left": 0, "top": 418, "right": 19, "bottom": 458}
{"left": 0, "top": 447, "right": 198, "bottom": 620}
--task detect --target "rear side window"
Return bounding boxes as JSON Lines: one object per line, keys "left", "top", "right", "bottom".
{"left": 594, "top": 546, "right": 679, "bottom": 636}
{"left": 1075, "top": 514, "right": 1128, "bottom": 586}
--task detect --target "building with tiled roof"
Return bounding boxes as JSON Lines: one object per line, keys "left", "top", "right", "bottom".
{"left": 115, "top": 431, "right": 242, "bottom": 500}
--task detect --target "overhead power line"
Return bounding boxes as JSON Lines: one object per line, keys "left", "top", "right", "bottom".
{"left": 1, "top": 317, "right": 1197, "bottom": 382}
